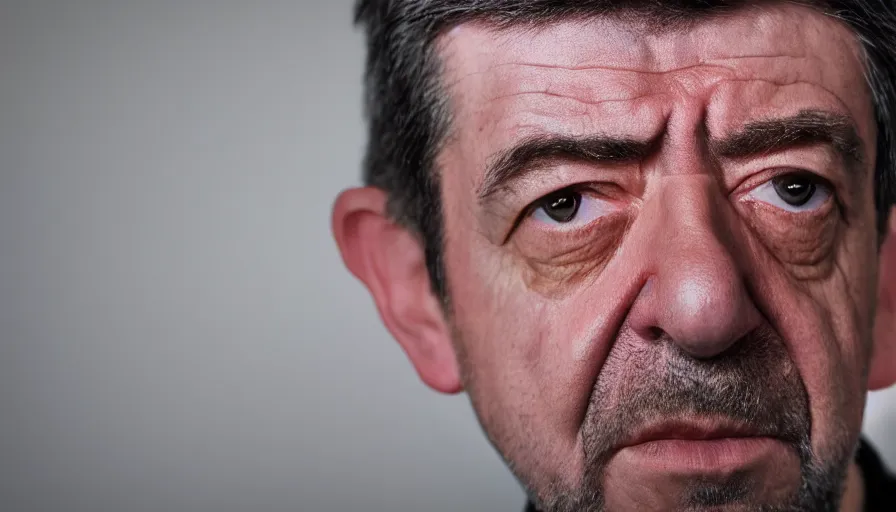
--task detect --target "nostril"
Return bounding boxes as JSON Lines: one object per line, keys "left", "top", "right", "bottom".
{"left": 676, "top": 338, "right": 737, "bottom": 360}
{"left": 648, "top": 327, "right": 665, "bottom": 341}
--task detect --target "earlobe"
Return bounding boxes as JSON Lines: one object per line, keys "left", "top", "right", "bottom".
{"left": 332, "top": 187, "right": 462, "bottom": 394}
{"left": 869, "top": 208, "right": 896, "bottom": 390}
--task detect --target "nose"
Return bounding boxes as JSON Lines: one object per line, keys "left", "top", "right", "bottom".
{"left": 627, "top": 177, "right": 761, "bottom": 359}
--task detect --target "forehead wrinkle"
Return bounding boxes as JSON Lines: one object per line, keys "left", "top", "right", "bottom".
{"left": 475, "top": 74, "right": 858, "bottom": 156}
{"left": 437, "top": 4, "right": 858, "bottom": 76}
{"left": 456, "top": 59, "right": 743, "bottom": 76}
{"left": 470, "top": 75, "right": 867, "bottom": 173}
{"left": 452, "top": 56, "right": 845, "bottom": 123}
{"left": 485, "top": 91, "right": 660, "bottom": 110}
{"left": 715, "top": 78, "right": 852, "bottom": 110}
{"left": 437, "top": 9, "right": 866, "bottom": 115}
{"left": 443, "top": 51, "right": 824, "bottom": 92}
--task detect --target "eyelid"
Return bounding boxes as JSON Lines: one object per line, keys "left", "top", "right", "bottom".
{"left": 731, "top": 167, "right": 828, "bottom": 199}
{"left": 722, "top": 142, "right": 847, "bottom": 190}
{"left": 738, "top": 169, "right": 838, "bottom": 218}
{"left": 502, "top": 184, "right": 591, "bottom": 242}
{"left": 525, "top": 183, "right": 614, "bottom": 218}
{"left": 504, "top": 183, "right": 623, "bottom": 243}
{"left": 747, "top": 179, "right": 832, "bottom": 213}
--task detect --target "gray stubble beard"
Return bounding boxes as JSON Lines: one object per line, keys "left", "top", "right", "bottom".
{"left": 516, "top": 328, "right": 857, "bottom": 512}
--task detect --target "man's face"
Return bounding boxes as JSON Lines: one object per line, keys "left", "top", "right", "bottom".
{"left": 436, "top": 4, "right": 878, "bottom": 510}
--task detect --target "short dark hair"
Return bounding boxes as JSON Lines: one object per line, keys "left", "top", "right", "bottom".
{"left": 354, "top": 0, "right": 896, "bottom": 298}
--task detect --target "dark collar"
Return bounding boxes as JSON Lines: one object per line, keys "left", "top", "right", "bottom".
{"left": 856, "top": 437, "right": 896, "bottom": 512}
{"left": 524, "top": 438, "right": 895, "bottom": 512}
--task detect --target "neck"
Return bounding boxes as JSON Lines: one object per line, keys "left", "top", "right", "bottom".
{"left": 840, "top": 461, "right": 865, "bottom": 512}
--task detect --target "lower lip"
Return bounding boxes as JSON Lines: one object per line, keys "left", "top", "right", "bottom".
{"left": 617, "top": 437, "right": 786, "bottom": 473}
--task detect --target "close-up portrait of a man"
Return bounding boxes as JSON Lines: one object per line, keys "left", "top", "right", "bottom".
{"left": 332, "top": 1, "right": 896, "bottom": 510}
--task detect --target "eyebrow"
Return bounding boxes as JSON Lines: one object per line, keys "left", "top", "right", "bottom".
{"left": 477, "top": 110, "right": 865, "bottom": 206}
{"left": 477, "top": 135, "right": 655, "bottom": 203}
{"left": 709, "top": 110, "right": 864, "bottom": 165}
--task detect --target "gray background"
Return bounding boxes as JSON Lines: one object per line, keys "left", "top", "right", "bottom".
{"left": 0, "top": 2, "right": 893, "bottom": 512}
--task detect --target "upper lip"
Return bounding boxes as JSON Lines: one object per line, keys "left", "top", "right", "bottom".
{"left": 620, "top": 417, "right": 764, "bottom": 449}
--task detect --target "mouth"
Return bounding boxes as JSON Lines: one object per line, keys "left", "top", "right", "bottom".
{"left": 614, "top": 417, "right": 790, "bottom": 474}
{"left": 623, "top": 416, "right": 764, "bottom": 447}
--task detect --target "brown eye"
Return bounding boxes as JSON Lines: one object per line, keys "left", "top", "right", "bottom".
{"left": 537, "top": 189, "right": 581, "bottom": 223}
{"left": 772, "top": 174, "right": 817, "bottom": 206}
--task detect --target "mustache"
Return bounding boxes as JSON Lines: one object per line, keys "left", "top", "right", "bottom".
{"left": 582, "top": 324, "right": 812, "bottom": 470}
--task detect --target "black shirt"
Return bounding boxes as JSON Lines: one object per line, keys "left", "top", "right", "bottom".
{"left": 524, "top": 438, "right": 895, "bottom": 511}
{"left": 857, "top": 438, "right": 896, "bottom": 512}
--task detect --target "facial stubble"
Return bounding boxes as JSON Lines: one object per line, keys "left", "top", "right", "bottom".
{"left": 459, "top": 325, "right": 857, "bottom": 512}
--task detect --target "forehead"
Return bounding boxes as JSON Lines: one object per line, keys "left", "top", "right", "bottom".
{"left": 438, "top": 4, "right": 861, "bottom": 70}
{"left": 434, "top": 3, "right": 873, "bottom": 181}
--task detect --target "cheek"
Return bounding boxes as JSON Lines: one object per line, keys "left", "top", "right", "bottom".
{"left": 820, "top": 214, "right": 880, "bottom": 384}
{"left": 445, "top": 231, "right": 578, "bottom": 400}
{"left": 737, "top": 197, "right": 839, "bottom": 280}
{"left": 443, "top": 214, "right": 608, "bottom": 485}
{"left": 743, "top": 219, "right": 876, "bottom": 460}
{"left": 441, "top": 196, "right": 548, "bottom": 393}
{"left": 513, "top": 213, "right": 630, "bottom": 298}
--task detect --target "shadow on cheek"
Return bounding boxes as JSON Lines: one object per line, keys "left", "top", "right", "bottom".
{"left": 741, "top": 200, "right": 840, "bottom": 280}
{"left": 514, "top": 214, "right": 630, "bottom": 297}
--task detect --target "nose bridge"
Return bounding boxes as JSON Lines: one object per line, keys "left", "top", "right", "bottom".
{"left": 631, "top": 175, "right": 760, "bottom": 358}
{"left": 653, "top": 176, "right": 735, "bottom": 268}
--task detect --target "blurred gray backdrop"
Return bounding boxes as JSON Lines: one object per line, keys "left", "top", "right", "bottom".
{"left": 0, "top": 2, "right": 893, "bottom": 512}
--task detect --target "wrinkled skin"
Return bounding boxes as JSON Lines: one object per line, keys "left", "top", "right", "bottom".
{"left": 334, "top": 3, "right": 896, "bottom": 511}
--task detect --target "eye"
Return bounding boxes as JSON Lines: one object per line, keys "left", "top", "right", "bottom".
{"left": 747, "top": 172, "right": 832, "bottom": 213}
{"left": 535, "top": 189, "right": 581, "bottom": 223}
{"left": 530, "top": 187, "right": 615, "bottom": 227}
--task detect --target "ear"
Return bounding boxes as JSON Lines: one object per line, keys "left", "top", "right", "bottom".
{"left": 332, "top": 187, "right": 462, "bottom": 394}
{"left": 869, "top": 208, "right": 896, "bottom": 390}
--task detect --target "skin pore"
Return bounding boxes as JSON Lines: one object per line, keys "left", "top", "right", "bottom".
{"left": 333, "top": 3, "right": 896, "bottom": 511}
